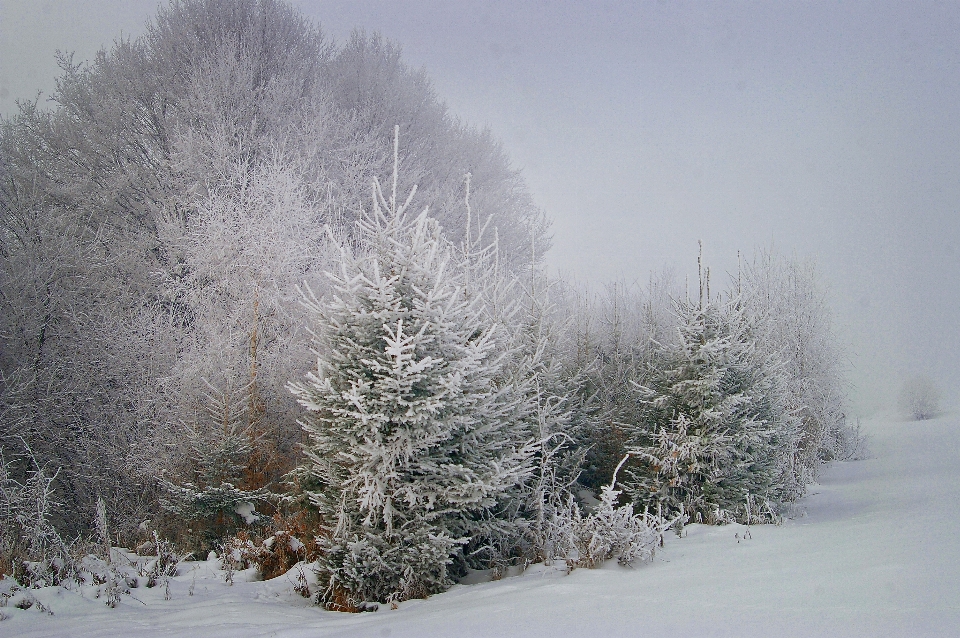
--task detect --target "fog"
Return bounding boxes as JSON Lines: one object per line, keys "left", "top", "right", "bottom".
{"left": 2, "top": 0, "right": 958, "bottom": 414}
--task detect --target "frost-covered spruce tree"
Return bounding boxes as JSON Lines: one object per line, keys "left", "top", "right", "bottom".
{"left": 160, "top": 381, "right": 271, "bottom": 550}
{"left": 512, "top": 270, "right": 595, "bottom": 564}
{"left": 450, "top": 184, "right": 589, "bottom": 565}
{"left": 290, "top": 141, "right": 534, "bottom": 609}
{"left": 626, "top": 279, "right": 798, "bottom": 524}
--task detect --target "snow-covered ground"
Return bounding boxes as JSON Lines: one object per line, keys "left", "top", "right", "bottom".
{"left": 5, "top": 414, "right": 959, "bottom": 638}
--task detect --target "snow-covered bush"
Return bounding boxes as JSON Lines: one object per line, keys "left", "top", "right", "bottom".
{"left": 0, "top": 447, "right": 80, "bottom": 587}
{"left": 536, "top": 455, "right": 675, "bottom": 569}
{"left": 141, "top": 532, "right": 186, "bottom": 595}
{"left": 290, "top": 146, "right": 535, "bottom": 609}
{"left": 899, "top": 374, "right": 943, "bottom": 421}
{"left": 220, "top": 511, "right": 318, "bottom": 580}
{"left": 568, "top": 483, "right": 671, "bottom": 567}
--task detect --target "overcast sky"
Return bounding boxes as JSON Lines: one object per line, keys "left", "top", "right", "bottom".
{"left": 2, "top": 0, "right": 959, "bottom": 414}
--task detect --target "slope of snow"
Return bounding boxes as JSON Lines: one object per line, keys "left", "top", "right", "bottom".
{"left": 5, "top": 414, "right": 959, "bottom": 637}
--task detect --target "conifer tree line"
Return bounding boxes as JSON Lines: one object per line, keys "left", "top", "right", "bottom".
{"left": 0, "top": 0, "right": 855, "bottom": 609}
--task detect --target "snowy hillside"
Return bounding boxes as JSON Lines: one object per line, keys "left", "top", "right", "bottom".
{"left": 5, "top": 413, "right": 958, "bottom": 638}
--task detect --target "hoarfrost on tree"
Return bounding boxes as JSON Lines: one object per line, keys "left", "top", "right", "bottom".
{"left": 290, "top": 136, "right": 535, "bottom": 607}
